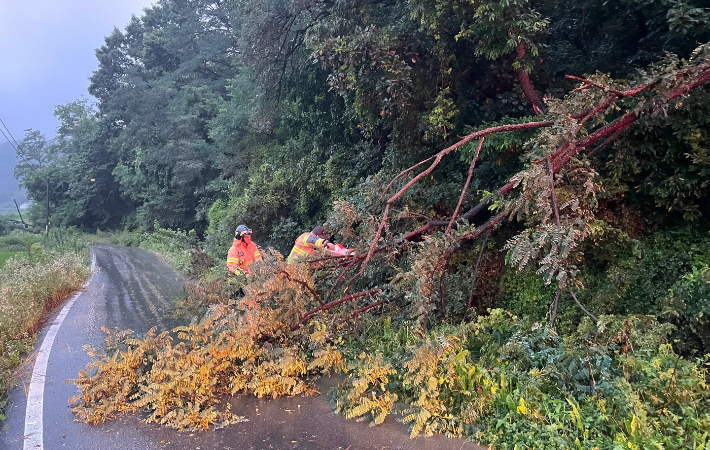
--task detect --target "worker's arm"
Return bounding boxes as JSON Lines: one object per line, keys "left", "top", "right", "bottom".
{"left": 305, "top": 234, "right": 329, "bottom": 250}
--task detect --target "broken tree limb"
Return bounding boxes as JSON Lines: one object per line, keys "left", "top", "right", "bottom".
{"left": 517, "top": 42, "right": 544, "bottom": 115}
{"left": 360, "top": 58, "right": 710, "bottom": 280}
{"left": 360, "top": 120, "right": 552, "bottom": 275}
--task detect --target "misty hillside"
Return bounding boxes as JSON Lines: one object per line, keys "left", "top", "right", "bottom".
{"left": 0, "top": 141, "right": 27, "bottom": 214}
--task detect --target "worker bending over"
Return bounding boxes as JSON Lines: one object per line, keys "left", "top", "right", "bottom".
{"left": 288, "top": 225, "right": 351, "bottom": 262}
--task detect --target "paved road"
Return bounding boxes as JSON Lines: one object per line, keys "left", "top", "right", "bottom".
{"left": 0, "top": 244, "right": 484, "bottom": 450}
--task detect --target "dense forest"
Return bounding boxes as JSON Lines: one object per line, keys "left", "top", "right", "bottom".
{"left": 14, "top": 0, "right": 710, "bottom": 447}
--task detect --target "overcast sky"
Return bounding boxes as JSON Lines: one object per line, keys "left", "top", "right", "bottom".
{"left": 0, "top": 0, "right": 157, "bottom": 142}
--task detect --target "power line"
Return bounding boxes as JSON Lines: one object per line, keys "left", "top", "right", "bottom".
{"left": 0, "top": 118, "right": 21, "bottom": 148}
{"left": 0, "top": 116, "right": 33, "bottom": 168}
{"left": 0, "top": 126, "right": 18, "bottom": 152}
{"left": 0, "top": 116, "right": 51, "bottom": 235}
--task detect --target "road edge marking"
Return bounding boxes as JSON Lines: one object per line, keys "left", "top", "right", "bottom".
{"left": 23, "top": 251, "right": 97, "bottom": 450}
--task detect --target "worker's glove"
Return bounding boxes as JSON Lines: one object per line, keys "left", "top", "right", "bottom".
{"left": 332, "top": 245, "right": 354, "bottom": 258}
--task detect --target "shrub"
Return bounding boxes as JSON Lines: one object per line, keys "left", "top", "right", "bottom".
{"left": 664, "top": 264, "right": 710, "bottom": 356}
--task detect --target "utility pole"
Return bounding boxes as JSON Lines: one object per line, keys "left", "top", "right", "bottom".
{"left": 46, "top": 178, "right": 50, "bottom": 236}
{"left": 13, "top": 199, "right": 28, "bottom": 229}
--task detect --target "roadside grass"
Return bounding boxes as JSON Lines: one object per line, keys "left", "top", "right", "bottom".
{"left": 0, "top": 230, "right": 92, "bottom": 421}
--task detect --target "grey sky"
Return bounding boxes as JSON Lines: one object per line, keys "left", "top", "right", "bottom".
{"left": 0, "top": 1, "right": 156, "bottom": 141}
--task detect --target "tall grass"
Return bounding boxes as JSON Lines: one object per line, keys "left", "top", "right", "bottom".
{"left": 0, "top": 236, "right": 92, "bottom": 420}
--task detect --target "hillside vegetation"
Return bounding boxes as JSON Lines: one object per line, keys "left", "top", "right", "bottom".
{"left": 10, "top": 0, "right": 710, "bottom": 447}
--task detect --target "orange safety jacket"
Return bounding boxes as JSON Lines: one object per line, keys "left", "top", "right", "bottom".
{"left": 227, "top": 239, "right": 262, "bottom": 274}
{"left": 287, "top": 232, "right": 328, "bottom": 262}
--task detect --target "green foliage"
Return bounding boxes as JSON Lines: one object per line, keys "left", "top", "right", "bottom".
{"left": 579, "top": 227, "right": 710, "bottom": 321}
{"left": 36, "top": 0, "right": 710, "bottom": 443}
{"left": 43, "top": 228, "right": 94, "bottom": 254}
{"left": 0, "top": 233, "right": 42, "bottom": 268}
{"left": 664, "top": 263, "right": 710, "bottom": 356}
{"left": 138, "top": 225, "right": 199, "bottom": 274}
{"left": 603, "top": 82, "right": 710, "bottom": 221}
{"left": 499, "top": 269, "right": 556, "bottom": 320}
{"left": 456, "top": 0, "right": 549, "bottom": 71}
{"left": 334, "top": 311, "right": 710, "bottom": 449}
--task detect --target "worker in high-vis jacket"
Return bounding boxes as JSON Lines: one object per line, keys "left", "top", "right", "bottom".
{"left": 287, "top": 225, "right": 348, "bottom": 262}
{"left": 227, "top": 224, "right": 262, "bottom": 275}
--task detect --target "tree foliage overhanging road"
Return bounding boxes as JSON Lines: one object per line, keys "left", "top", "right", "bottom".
{"left": 13, "top": 0, "right": 710, "bottom": 447}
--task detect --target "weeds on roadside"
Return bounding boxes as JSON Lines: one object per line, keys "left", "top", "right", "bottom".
{"left": 0, "top": 248, "right": 91, "bottom": 420}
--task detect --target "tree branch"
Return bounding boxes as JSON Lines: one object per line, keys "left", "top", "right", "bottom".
{"left": 360, "top": 120, "right": 552, "bottom": 274}
{"left": 446, "top": 137, "right": 484, "bottom": 234}
{"left": 462, "top": 229, "right": 490, "bottom": 323}
{"left": 517, "top": 42, "right": 544, "bottom": 115}
{"left": 358, "top": 60, "right": 710, "bottom": 290}
{"left": 339, "top": 300, "right": 388, "bottom": 324}
{"left": 568, "top": 287, "right": 598, "bottom": 323}
{"left": 279, "top": 271, "right": 323, "bottom": 305}
{"left": 296, "top": 288, "right": 381, "bottom": 327}
{"left": 549, "top": 286, "right": 561, "bottom": 327}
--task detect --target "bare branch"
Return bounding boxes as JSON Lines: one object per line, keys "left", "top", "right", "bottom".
{"left": 339, "top": 300, "right": 388, "bottom": 324}
{"left": 463, "top": 229, "right": 491, "bottom": 323}
{"left": 549, "top": 286, "right": 562, "bottom": 327}
{"left": 381, "top": 155, "right": 436, "bottom": 199}
{"left": 279, "top": 271, "right": 323, "bottom": 305}
{"left": 446, "top": 137, "right": 484, "bottom": 234}
{"left": 568, "top": 287, "right": 598, "bottom": 323}
{"left": 360, "top": 120, "right": 552, "bottom": 274}
{"left": 296, "top": 288, "right": 381, "bottom": 327}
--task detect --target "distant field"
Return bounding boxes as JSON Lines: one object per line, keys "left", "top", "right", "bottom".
{"left": 0, "top": 251, "right": 18, "bottom": 268}
{"left": 0, "top": 235, "right": 40, "bottom": 268}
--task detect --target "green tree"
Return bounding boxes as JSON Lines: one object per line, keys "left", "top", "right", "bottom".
{"left": 14, "top": 130, "right": 55, "bottom": 232}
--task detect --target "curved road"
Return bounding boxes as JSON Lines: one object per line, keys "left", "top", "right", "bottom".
{"left": 1, "top": 244, "right": 483, "bottom": 450}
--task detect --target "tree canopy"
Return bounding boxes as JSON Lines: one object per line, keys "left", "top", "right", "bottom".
{"left": 15, "top": 0, "right": 710, "bottom": 336}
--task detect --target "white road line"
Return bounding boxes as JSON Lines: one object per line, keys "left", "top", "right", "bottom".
{"left": 23, "top": 252, "right": 97, "bottom": 450}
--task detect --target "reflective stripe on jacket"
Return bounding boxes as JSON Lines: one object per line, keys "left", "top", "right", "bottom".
{"left": 227, "top": 239, "right": 261, "bottom": 274}
{"left": 287, "top": 232, "right": 328, "bottom": 262}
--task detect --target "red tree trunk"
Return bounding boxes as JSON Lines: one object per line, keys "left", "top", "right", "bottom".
{"left": 517, "top": 42, "right": 544, "bottom": 115}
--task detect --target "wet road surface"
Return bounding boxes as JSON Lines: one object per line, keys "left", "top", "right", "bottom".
{"left": 0, "top": 244, "right": 484, "bottom": 450}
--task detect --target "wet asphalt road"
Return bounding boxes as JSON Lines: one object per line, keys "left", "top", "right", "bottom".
{"left": 0, "top": 244, "right": 484, "bottom": 450}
